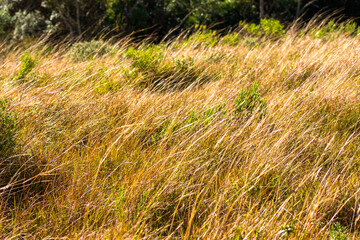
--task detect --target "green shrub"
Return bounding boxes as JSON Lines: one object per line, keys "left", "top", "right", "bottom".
{"left": 240, "top": 18, "right": 285, "bottom": 38}
{"left": 124, "top": 44, "right": 169, "bottom": 89}
{"left": 184, "top": 103, "right": 228, "bottom": 131}
{"left": 312, "top": 20, "right": 360, "bottom": 38}
{"left": 221, "top": 33, "right": 259, "bottom": 48}
{"left": 278, "top": 224, "right": 295, "bottom": 239}
{"left": 16, "top": 52, "right": 38, "bottom": 81}
{"left": 342, "top": 21, "right": 358, "bottom": 34}
{"left": 260, "top": 18, "right": 285, "bottom": 37}
{"left": 185, "top": 25, "right": 218, "bottom": 48}
{"left": 69, "top": 40, "right": 114, "bottom": 62}
{"left": 222, "top": 33, "right": 242, "bottom": 46}
{"left": 313, "top": 20, "right": 338, "bottom": 38}
{"left": 13, "top": 10, "right": 50, "bottom": 40}
{"left": 94, "top": 66, "right": 122, "bottom": 94}
{"left": 0, "top": 5, "right": 14, "bottom": 36}
{"left": 330, "top": 222, "right": 348, "bottom": 240}
{"left": 125, "top": 44, "right": 165, "bottom": 73}
{"left": 240, "top": 22, "right": 261, "bottom": 36}
{"left": 124, "top": 45, "right": 212, "bottom": 91}
{"left": 233, "top": 82, "right": 267, "bottom": 118}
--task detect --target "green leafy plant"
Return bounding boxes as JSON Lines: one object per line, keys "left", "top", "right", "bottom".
{"left": 223, "top": 33, "right": 259, "bottom": 48}
{"left": 330, "top": 222, "right": 349, "bottom": 240}
{"left": 260, "top": 18, "right": 285, "bottom": 36}
{"left": 222, "top": 32, "right": 242, "bottom": 46}
{"left": 312, "top": 20, "right": 360, "bottom": 38}
{"left": 125, "top": 44, "right": 165, "bottom": 73}
{"left": 231, "top": 226, "right": 245, "bottom": 240}
{"left": 150, "top": 119, "right": 178, "bottom": 144}
{"left": 184, "top": 103, "right": 227, "bottom": 131}
{"left": 234, "top": 82, "right": 267, "bottom": 118}
{"left": 13, "top": 10, "right": 50, "bottom": 40}
{"left": 125, "top": 45, "right": 211, "bottom": 90}
{"left": 185, "top": 25, "right": 218, "bottom": 48}
{"left": 0, "top": 5, "right": 14, "bottom": 36}
{"left": 240, "top": 21, "right": 261, "bottom": 36}
{"left": 69, "top": 40, "right": 114, "bottom": 62}
{"left": 240, "top": 18, "right": 285, "bottom": 38}
{"left": 124, "top": 44, "right": 170, "bottom": 89}
{"left": 313, "top": 20, "right": 338, "bottom": 38}
{"left": 278, "top": 224, "right": 295, "bottom": 239}
{"left": 92, "top": 66, "right": 122, "bottom": 94}
{"left": 16, "top": 52, "right": 38, "bottom": 81}
{"left": 342, "top": 21, "right": 359, "bottom": 35}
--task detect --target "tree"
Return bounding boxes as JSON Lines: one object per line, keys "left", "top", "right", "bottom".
{"left": 259, "top": 0, "right": 274, "bottom": 19}
{"left": 41, "top": 0, "right": 105, "bottom": 37}
{"left": 110, "top": 0, "right": 150, "bottom": 31}
{"left": 259, "top": 0, "right": 264, "bottom": 18}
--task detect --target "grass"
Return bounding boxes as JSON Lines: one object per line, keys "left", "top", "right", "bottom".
{"left": 0, "top": 21, "right": 360, "bottom": 239}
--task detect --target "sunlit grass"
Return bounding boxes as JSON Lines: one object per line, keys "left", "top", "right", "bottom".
{"left": 1, "top": 24, "right": 360, "bottom": 239}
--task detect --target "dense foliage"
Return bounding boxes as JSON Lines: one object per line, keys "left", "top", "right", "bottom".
{"left": 1, "top": 0, "right": 360, "bottom": 39}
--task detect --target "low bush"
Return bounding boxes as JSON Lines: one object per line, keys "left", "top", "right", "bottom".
{"left": 125, "top": 44, "right": 165, "bottom": 73}
{"left": 16, "top": 52, "right": 38, "bottom": 81}
{"left": 222, "top": 33, "right": 242, "bottom": 46}
{"left": 125, "top": 45, "right": 212, "bottom": 90}
{"left": 13, "top": 10, "right": 50, "bottom": 40}
{"left": 221, "top": 33, "right": 259, "bottom": 48}
{"left": 311, "top": 20, "right": 360, "bottom": 38}
{"left": 187, "top": 103, "right": 227, "bottom": 124}
{"left": 330, "top": 222, "right": 349, "bottom": 240}
{"left": 69, "top": 40, "right": 114, "bottom": 61}
{"left": 233, "top": 82, "right": 267, "bottom": 118}
{"left": 0, "top": 5, "right": 13, "bottom": 36}
{"left": 240, "top": 18, "right": 285, "bottom": 38}
{"left": 184, "top": 25, "right": 218, "bottom": 48}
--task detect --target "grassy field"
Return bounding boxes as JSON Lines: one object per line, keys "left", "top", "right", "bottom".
{"left": 1, "top": 22, "right": 360, "bottom": 239}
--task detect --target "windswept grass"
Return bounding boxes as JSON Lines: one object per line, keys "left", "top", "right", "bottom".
{"left": 1, "top": 23, "right": 360, "bottom": 239}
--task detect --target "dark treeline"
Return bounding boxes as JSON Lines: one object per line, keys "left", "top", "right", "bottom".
{"left": 1, "top": 0, "right": 360, "bottom": 40}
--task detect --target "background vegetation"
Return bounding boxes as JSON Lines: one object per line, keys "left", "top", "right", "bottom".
{"left": 1, "top": 0, "right": 360, "bottom": 40}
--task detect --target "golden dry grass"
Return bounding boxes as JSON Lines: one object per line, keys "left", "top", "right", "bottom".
{"left": 1, "top": 29, "right": 360, "bottom": 239}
